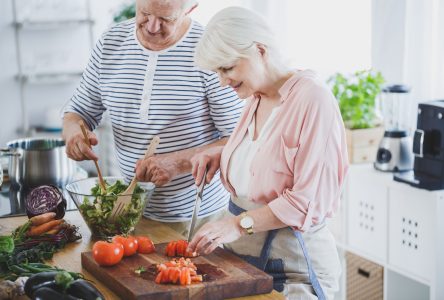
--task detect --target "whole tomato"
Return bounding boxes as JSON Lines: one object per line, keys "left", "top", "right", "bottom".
{"left": 136, "top": 236, "right": 156, "bottom": 254}
{"left": 112, "top": 235, "right": 138, "bottom": 257}
{"left": 92, "top": 241, "right": 124, "bottom": 266}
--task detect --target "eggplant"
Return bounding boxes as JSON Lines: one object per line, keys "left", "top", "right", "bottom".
{"left": 33, "top": 287, "right": 80, "bottom": 300}
{"left": 24, "top": 271, "right": 58, "bottom": 297}
{"left": 66, "top": 279, "right": 105, "bottom": 300}
{"left": 30, "top": 281, "right": 62, "bottom": 298}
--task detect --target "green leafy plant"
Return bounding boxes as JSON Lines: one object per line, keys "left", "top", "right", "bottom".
{"left": 328, "top": 70, "right": 385, "bottom": 129}
{"left": 114, "top": 3, "right": 136, "bottom": 23}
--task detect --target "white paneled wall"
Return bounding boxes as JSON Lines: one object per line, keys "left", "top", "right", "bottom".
{"left": 0, "top": 0, "right": 129, "bottom": 147}
{"left": 1, "top": 0, "right": 372, "bottom": 177}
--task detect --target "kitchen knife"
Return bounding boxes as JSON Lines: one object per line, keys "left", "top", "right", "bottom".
{"left": 187, "top": 169, "right": 207, "bottom": 242}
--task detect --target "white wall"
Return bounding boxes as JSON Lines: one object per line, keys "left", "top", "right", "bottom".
{"left": 0, "top": 0, "right": 22, "bottom": 146}
{"left": 194, "top": 0, "right": 372, "bottom": 80}
{"left": 0, "top": 0, "right": 372, "bottom": 147}
{"left": 0, "top": 0, "right": 127, "bottom": 146}
{"left": 248, "top": 0, "right": 372, "bottom": 80}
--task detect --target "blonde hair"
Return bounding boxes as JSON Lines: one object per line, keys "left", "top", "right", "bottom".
{"left": 195, "top": 6, "right": 286, "bottom": 72}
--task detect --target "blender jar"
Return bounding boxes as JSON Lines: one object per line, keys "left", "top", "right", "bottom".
{"left": 380, "top": 84, "right": 412, "bottom": 132}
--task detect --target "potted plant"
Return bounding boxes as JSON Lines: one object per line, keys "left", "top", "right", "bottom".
{"left": 328, "top": 70, "right": 385, "bottom": 163}
{"left": 113, "top": 3, "right": 136, "bottom": 23}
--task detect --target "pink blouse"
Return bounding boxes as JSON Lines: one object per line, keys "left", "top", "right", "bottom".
{"left": 220, "top": 70, "right": 349, "bottom": 231}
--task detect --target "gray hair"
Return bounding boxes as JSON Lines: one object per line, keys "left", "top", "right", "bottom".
{"left": 140, "top": 0, "right": 197, "bottom": 10}
{"left": 182, "top": 0, "right": 197, "bottom": 10}
{"left": 195, "top": 6, "right": 286, "bottom": 72}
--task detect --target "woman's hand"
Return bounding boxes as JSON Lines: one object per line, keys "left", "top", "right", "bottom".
{"left": 191, "top": 146, "right": 224, "bottom": 185}
{"left": 187, "top": 216, "right": 243, "bottom": 255}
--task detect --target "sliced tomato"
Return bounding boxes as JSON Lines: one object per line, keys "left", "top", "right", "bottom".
{"left": 169, "top": 267, "right": 181, "bottom": 284}
{"left": 191, "top": 275, "right": 203, "bottom": 282}
{"left": 180, "top": 268, "right": 191, "bottom": 285}
{"left": 168, "top": 241, "right": 177, "bottom": 257}
{"left": 135, "top": 236, "right": 155, "bottom": 254}
{"left": 155, "top": 272, "right": 163, "bottom": 284}
{"left": 176, "top": 240, "right": 184, "bottom": 256}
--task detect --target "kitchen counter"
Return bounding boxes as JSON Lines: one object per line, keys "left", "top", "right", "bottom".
{"left": 0, "top": 211, "right": 284, "bottom": 300}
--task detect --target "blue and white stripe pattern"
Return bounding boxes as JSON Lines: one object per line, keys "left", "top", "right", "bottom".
{"left": 63, "top": 19, "right": 243, "bottom": 221}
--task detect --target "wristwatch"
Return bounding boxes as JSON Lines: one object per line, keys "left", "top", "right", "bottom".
{"left": 239, "top": 212, "right": 254, "bottom": 235}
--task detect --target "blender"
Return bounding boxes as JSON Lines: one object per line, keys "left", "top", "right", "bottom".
{"left": 374, "top": 84, "right": 414, "bottom": 171}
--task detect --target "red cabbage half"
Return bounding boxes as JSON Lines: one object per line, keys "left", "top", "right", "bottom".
{"left": 25, "top": 185, "right": 67, "bottom": 219}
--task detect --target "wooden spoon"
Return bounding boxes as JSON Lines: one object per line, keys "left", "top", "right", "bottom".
{"left": 110, "top": 136, "right": 160, "bottom": 219}
{"left": 79, "top": 121, "right": 107, "bottom": 194}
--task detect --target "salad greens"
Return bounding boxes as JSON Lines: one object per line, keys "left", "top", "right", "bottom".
{"left": 79, "top": 180, "right": 146, "bottom": 237}
{"left": 1, "top": 226, "right": 81, "bottom": 281}
{"left": 0, "top": 236, "right": 14, "bottom": 254}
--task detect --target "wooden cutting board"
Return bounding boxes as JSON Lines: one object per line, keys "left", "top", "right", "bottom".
{"left": 81, "top": 243, "right": 273, "bottom": 300}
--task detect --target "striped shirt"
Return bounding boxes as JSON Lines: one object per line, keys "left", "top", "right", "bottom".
{"left": 63, "top": 19, "right": 243, "bottom": 222}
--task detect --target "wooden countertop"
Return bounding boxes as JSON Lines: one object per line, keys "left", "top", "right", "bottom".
{"left": 0, "top": 211, "right": 284, "bottom": 300}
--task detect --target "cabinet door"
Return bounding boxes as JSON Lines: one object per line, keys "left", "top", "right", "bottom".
{"left": 347, "top": 165, "right": 390, "bottom": 262}
{"left": 388, "top": 182, "right": 435, "bottom": 281}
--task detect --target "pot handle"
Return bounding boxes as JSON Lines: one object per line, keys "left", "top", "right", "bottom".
{"left": 0, "top": 148, "right": 20, "bottom": 156}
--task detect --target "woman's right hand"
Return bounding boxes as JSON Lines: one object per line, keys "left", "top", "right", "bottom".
{"left": 191, "top": 146, "right": 224, "bottom": 185}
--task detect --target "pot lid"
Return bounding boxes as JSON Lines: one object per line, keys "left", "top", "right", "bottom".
{"left": 7, "top": 138, "right": 66, "bottom": 151}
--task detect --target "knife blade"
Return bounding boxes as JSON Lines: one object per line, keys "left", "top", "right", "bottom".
{"left": 187, "top": 169, "right": 207, "bottom": 242}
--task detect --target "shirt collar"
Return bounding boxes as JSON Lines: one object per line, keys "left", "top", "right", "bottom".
{"left": 278, "top": 70, "right": 311, "bottom": 103}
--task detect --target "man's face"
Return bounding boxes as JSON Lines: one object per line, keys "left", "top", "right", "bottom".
{"left": 136, "top": 0, "right": 187, "bottom": 48}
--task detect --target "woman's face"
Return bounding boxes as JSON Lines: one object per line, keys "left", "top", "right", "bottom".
{"left": 216, "top": 51, "right": 265, "bottom": 99}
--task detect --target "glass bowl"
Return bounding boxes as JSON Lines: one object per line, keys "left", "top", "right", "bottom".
{"left": 65, "top": 177, "right": 155, "bottom": 238}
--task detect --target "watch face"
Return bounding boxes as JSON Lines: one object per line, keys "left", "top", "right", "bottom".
{"left": 240, "top": 215, "right": 254, "bottom": 228}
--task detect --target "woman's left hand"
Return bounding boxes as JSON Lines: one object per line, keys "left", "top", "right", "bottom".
{"left": 187, "top": 216, "right": 243, "bottom": 255}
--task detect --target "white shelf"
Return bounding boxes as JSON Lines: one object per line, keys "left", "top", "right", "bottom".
{"left": 335, "top": 163, "right": 444, "bottom": 300}
{"left": 11, "top": 0, "right": 94, "bottom": 133}
{"left": 14, "top": 19, "right": 94, "bottom": 30}
{"left": 16, "top": 71, "right": 83, "bottom": 84}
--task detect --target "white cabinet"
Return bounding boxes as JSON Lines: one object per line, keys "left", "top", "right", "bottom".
{"left": 346, "top": 165, "right": 390, "bottom": 262}
{"left": 332, "top": 164, "right": 444, "bottom": 300}
{"left": 388, "top": 182, "right": 436, "bottom": 282}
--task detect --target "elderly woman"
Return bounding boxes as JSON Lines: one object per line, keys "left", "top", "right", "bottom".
{"left": 187, "top": 6, "right": 349, "bottom": 300}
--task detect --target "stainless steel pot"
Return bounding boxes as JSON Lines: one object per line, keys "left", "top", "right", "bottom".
{"left": 0, "top": 138, "right": 76, "bottom": 188}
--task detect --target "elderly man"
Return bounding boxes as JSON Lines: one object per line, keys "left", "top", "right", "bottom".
{"left": 62, "top": 0, "right": 243, "bottom": 236}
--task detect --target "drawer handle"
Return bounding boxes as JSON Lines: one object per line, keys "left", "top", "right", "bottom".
{"left": 357, "top": 268, "right": 370, "bottom": 278}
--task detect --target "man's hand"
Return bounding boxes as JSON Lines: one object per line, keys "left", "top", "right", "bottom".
{"left": 62, "top": 113, "right": 99, "bottom": 161}
{"left": 135, "top": 153, "right": 184, "bottom": 186}
{"left": 134, "top": 139, "right": 227, "bottom": 187}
